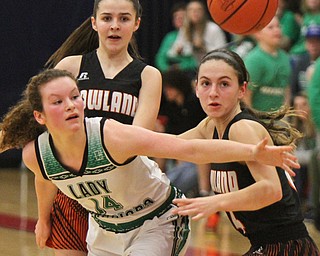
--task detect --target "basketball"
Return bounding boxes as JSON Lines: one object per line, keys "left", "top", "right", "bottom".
{"left": 207, "top": 0, "right": 279, "bottom": 35}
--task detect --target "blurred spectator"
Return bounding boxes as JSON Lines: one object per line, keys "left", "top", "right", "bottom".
{"left": 291, "top": 24, "right": 320, "bottom": 97}
{"left": 289, "top": 0, "right": 320, "bottom": 68}
{"left": 308, "top": 137, "right": 320, "bottom": 231}
{"left": 306, "top": 24, "right": 320, "bottom": 230}
{"left": 291, "top": 92, "right": 317, "bottom": 217}
{"left": 307, "top": 45, "right": 320, "bottom": 126}
{"left": 244, "top": 16, "right": 291, "bottom": 111}
{"left": 277, "top": 0, "right": 301, "bottom": 52}
{"left": 229, "top": 35, "right": 257, "bottom": 59}
{"left": 171, "top": 0, "right": 227, "bottom": 65}
{"left": 159, "top": 70, "right": 205, "bottom": 135}
{"left": 155, "top": 2, "right": 198, "bottom": 78}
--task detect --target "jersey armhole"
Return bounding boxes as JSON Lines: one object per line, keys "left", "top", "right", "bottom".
{"left": 99, "top": 118, "right": 136, "bottom": 166}
{"left": 34, "top": 139, "right": 50, "bottom": 180}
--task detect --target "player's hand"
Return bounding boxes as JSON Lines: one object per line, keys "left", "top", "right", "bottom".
{"left": 253, "top": 138, "right": 300, "bottom": 176}
{"left": 172, "top": 196, "right": 217, "bottom": 220}
{"left": 35, "top": 219, "right": 51, "bottom": 249}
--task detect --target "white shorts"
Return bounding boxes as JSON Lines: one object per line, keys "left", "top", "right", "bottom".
{"left": 86, "top": 207, "right": 190, "bottom": 256}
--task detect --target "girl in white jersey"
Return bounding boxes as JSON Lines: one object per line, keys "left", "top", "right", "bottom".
{"left": 0, "top": 69, "right": 299, "bottom": 255}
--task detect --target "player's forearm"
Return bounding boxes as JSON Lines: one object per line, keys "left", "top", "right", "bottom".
{"left": 216, "top": 180, "right": 282, "bottom": 212}
{"left": 188, "top": 139, "right": 255, "bottom": 164}
{"left": 35, "top": 177, "right": 57, "bottom": 222}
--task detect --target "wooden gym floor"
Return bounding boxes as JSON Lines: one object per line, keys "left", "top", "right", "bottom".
{"left": 0, "top": 166, "right": 319, "bottom": 256}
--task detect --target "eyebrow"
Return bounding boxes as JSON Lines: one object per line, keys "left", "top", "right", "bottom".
{"left": 219, "top": 76, "right": 232, "bottom": 80}
{"left": 48, "top": 87, "right": 79, "bottom": 97}
{"left": 199, "top": 75, "right": 210, "bottom": 80}
{"left": 199, "top": 75, "right": 231, "bottom": 80}
{"left": 101, "top": 12, "right": 132, "bottom": 16}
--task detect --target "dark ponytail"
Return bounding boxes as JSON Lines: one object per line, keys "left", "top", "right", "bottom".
{"left": 45, "top": 17, "right": 99, "bottom": 68}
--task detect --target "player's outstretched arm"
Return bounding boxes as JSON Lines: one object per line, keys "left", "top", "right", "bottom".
{"left": 104, "top": 120, "right": 299, "bottom": 175}
{"left": 252, "top": 137, "right": 299, "bottom": 176}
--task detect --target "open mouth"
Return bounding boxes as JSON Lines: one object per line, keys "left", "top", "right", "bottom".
{"left": 109, "top": 35, "right": 121, "bottom": 39}
{"left": 66, "top": 114, "right": 79, "bottom": 121}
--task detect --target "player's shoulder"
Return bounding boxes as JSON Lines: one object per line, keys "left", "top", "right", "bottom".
{"left": 197, "top": 117, "right": 215, "bottom": 139}
{"left": 57, "top": 55, "right": 82, "bottom": 65}
{"left": 22, "top": 140, "right": 38, "bottom": 172}
{"left": 141, "top": 65, "right": 161, "bottom": 80}
{"left": 55, "top": 55, "right": 82, "bottom": 76}
{"left": 142, "top": 64, "right": 160, "bottom": 74}
{"left": 230, "top": 118, "right": 267, "bottom": 143}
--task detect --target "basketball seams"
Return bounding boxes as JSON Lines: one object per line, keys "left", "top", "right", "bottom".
{"left": 207, "top": 0, "right": 278, "bottom": 35}
{"left": 241, "top": 0, "right": 269, "bottom": 34}
{"left": 219, "top": 0, "right": 249, "bottom": 26}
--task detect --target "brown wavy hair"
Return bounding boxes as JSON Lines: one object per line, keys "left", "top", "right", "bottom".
{"left": 0, "top": 69, "right": 77, "bottom": 150}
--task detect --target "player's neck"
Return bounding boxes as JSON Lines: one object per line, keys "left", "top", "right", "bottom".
{"left": 97, "top": 48, "right": 133, "bottom": 78}
{"left": 97, "top": 47, "right": 132, "bottom": 63}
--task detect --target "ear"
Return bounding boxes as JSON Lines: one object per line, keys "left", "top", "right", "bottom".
{"left": 134, "top": 18, "right": 141, "bottom": 32}
{"left": 33, "top": 110, "right": 46, "bottom": 125}
{"left": 195, "top": 80, "right": 199, "bottom": 98}
{"left": 238, "top": 81, "right": 247, "bottom": 99}
{"left": 91, "top": 16, "right": 98, "bottom": 32}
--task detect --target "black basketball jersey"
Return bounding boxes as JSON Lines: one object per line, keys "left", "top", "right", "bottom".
{"left": 211, "top": 111, "right": 308, "bottom": 246}
{"left": 77, "top": 50, "right": 147, "bottom": 124}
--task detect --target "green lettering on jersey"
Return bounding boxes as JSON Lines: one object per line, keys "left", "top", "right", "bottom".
{"left": 89, "top": 198, "right": 105, "bottom": 215}
{"left": 103, "top": 195, "right": 123, "bottom": 211}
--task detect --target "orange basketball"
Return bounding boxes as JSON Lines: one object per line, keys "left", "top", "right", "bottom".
{"left": 207, "top": 0, "right": 279, "bottom": 35}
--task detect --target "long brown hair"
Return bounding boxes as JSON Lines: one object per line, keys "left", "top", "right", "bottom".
{"left": 184, "top": 0, "right": 208, "bottom": 45}
{"left": 0, "top": 69, "right": 77, "bottom": 150}
{"left": 45, "top": 0, "right": 143, "bottom": 68}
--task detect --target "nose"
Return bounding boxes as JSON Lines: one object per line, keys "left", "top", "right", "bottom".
{"left": 208, "top": 84, "right": 218, "bottom": 98}
{"left": 111, "top": 19, "right": 120, "bottom": 31}
{"left": 65, "top": 98, "right": 75, "bottom": 111}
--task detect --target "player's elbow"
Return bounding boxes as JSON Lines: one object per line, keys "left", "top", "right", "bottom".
{"left": 272, "top": 187, "right": 283, "bottom": 202}
{"left": 263, "top": 181, "right": 283, "bottom": 204}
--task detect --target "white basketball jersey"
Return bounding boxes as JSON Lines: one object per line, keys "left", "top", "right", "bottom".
{"left": 35, "top": 117, "right": 181, "bottom": 233}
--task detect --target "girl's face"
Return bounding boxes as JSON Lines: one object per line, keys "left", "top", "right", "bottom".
{"left": 91, "top": 0, "right": 140, "bottom": 53}
{"left": 34, "top": 77, "right": 84, "bottom": 134}
{"left": 305, "top": 0, "right": 320, "bottom": 11}
{"left": 187, "top": 1, "right": 204, "bottom": 24}
{"left": 255, "top": 17, "right": 282, "bottom": 49}
{"left": 196, "top": 59, "right": 246, "bottom": 120}
{"left": 164, "top": 86, "right": 181, "bottom": 103}
{"left": 173, "top": 9, "right": 186, "bottom": 29}
{"left": 306, "top": 37, "right": 320, "bottom": 60}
